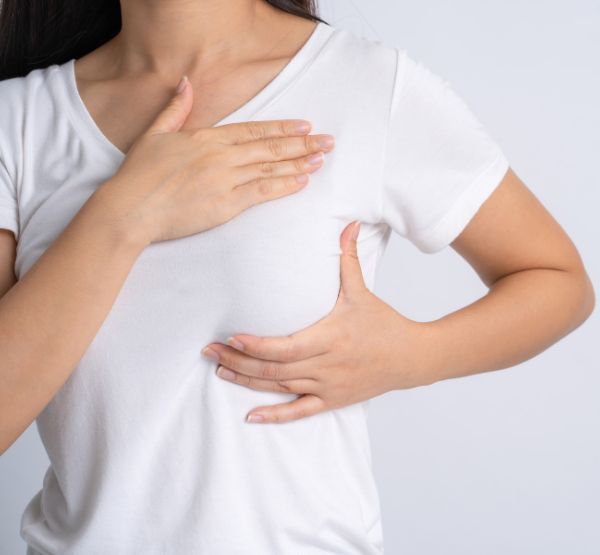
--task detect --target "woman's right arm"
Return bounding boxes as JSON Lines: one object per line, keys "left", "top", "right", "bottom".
{"left": 0, "top": 200, "right": 147, "bottom": 456}
{"left": 0, "top": 78, "right": 334, "bottom": 455}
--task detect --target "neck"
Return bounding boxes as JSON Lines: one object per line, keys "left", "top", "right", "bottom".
{"left": 107, "top": 0, "right": 279, "bottom": 76}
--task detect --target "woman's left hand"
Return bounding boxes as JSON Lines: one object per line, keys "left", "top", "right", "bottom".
{"left": 201, "top": 221, "right": 438, "bottom": 424}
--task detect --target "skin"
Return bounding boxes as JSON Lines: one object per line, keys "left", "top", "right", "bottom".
{"left": 72, "top": 0, "right": 322, "bottom": 152}
{"left": 0, "top": 0, "right": 595, "bottom": 445}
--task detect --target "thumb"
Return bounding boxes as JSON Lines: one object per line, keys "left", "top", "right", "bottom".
{"left": 146, "top": 75, "right": 193, "bottom": 135}
{"left": 339, "top": 220, "right": 366, "bottom": 298}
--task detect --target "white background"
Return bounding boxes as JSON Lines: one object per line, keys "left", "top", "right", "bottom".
{"left": 1, "top": 1, "right": 599, "bottom": 553}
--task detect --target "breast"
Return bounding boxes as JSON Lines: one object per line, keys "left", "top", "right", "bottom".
{"left": 97, "top": 174, "right": 344, "bottom": 356}
{"left": 68, "top": 172, "right": 344, "bottom": 395}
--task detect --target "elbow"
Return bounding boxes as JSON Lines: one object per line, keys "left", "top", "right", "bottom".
{"left": 583, "top": 275, "right": 595, "bottom": 320}
{"left": 573, "top": 268, "right": 595, "bottom": 325}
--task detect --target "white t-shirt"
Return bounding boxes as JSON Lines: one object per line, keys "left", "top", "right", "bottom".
{"left": 0, "top": 21, "right": 509, "bottom": 555}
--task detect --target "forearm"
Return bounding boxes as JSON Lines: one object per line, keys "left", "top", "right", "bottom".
{"left": 0, "top": 183, "right": 147, "bottom": 454}
{"left": 416, "top": 267, "right": 595, "bottom": 386}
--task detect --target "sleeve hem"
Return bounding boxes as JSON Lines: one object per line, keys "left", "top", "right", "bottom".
{"left": 410, "top": 152, "right": 510, "bottom": 254}
{"left": 0, "top": 203, "right": 19, "bottom": 240}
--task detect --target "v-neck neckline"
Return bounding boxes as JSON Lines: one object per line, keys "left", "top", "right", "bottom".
{"left": 56, "top": 21, "right": 335, "bottom": 166}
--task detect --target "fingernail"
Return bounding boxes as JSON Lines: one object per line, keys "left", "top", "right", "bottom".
{"left": 295, "top": 174, "right": 309, "bottom": 184}
{"left": 306, "top": 152, "right": 324, "bottom": 165}
{"left": 217, "top": 366, "right": 236, "bottom": 380}
{"left": 351, "top": 221, "right": 361, "bottom": 240}
{"left": 176, "top": 75, "right": 188, "bottom": 94}
{"left": 246, "top": 413, "right": 265, "bottom": 423}
{"left": 294, "top": 120, "right": 311, "bottom": 133}
{"left": 226, "top": 336, "right": 245, "bottom": 351}
{"left": 317, "top": 135, "right": 335, "bottom": 150}
{"left": 201, "top": 347, "right": 220, "bottom": 361}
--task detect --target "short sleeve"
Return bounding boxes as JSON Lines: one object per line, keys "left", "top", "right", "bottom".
{"left": 380, "top": 49, "right": 510, "bottom": 253}
{"left": 0, "top": 156, "right": 19, "bottom": 241}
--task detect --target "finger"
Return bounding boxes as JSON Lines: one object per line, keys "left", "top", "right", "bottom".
{"left": 213, "top": 119, "right": 312, "bottom": 144}
{"left": 339, "top": 220, "right": 366, "bottom": 297}
{"left": 230, "top": 173, "right": 312, "bottom": 209}
{"left": 215, "top": 365, "right": 318, "bottom": 395}
{"left": 202, "top": 343, "right": 319, "bottom": 380}
{"left": 231, "top": 133, "right": 335, "bottom": 166}
{"left": 246, "top": 394, "right": 325, "bottom": 424}
{"left": 233, "top": 151, "right": 324, "bottom": 184}
{"left": 146, "top": 75, "right": 193, "bottom": 135}
{"left": 223, "top": 320, "right": 331, "bottom": 363}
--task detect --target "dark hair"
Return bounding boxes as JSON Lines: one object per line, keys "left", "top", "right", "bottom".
{"left": 0, "top": 0, "right": 326, "bottom": 80}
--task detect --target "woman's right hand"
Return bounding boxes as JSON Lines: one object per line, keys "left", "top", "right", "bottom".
{"left": 96, "top": 76, "right": 335, "bottom": 246}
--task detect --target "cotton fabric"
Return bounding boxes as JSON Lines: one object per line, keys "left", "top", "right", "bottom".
{"left": 0, "top": 21, "right": 509, "bottom": 554}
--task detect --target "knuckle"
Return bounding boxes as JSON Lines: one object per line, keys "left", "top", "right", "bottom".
{"left": 282, "top": 337, "right": 298, "bottom": 361}
{"left": 255, "top": 337, "right": 268, "bottom": 356}
{"left": 276, "top": 380, "right": 293, "bottom": 393}
{"left": 293, "top": 157, "right": 306, "bottom": 172}
{"left": 272, "top": 412, "right": 285, "bottom": 423}
{"left": 281, "top": 175, "right": 296, "bottom": 192}
{"left": 163, "top": 105, "right": 184, "bottom": 121}
{"left": 267, "top": 137, "right": 284, "bottom": 158}
{"left": 218, "top": 123, "right": 248, "bottom": 145}
{"left": 259, "top": 161, "right": 275, "bottom": 175}
{"left": 256, "top": 178, "right": 273, "bottom": 196}
{"left": 191, "top": 128, "right": 208, "bottom": 142}
{"left": 246, "top": 122, "right": 266, "bottom": 141}
{"left": 211, "top": 148, "right": 230, "bottom": 167}
{"left": 279, "top": 120, "right": 290, "bottom": 136}
{"left": 279, "top": 175, "right": 295, "bottom": 194}
{"left": 304, "top": 134, "right": 314, "bottom": 152}
{"left": 261, "top": 361, "right": 280, "bottom": 380}
{"left": 215, "top": 122, "right": 234, "bottom": 141}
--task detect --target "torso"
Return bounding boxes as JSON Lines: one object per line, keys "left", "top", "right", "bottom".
{"left": 2, "top": 20, "right": 400, "bottom": 554}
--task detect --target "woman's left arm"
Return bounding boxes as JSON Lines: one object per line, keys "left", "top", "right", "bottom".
{"left": 403, "top": 167, "right": 595, "bottom": 385}
{"left": 201, "top": 168, "right": 595, "bottom": 423}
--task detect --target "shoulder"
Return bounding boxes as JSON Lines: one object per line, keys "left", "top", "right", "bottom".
{"left": 0, "top": 73, "right": 27, "bottom": 140}
{"left": 325, "top": 24, "right": 400, "bottom": 77}
{"left": 0, "top": 64, "right": 62, "bottom": 170}
{"left": 322, "top": 25, "right": 433, "bottom": 112}
{"left": 0, "top": 64, "right": 62, "bottom": 124}
{"left": 0, "top": 64, "right": 58, "bottom": 111}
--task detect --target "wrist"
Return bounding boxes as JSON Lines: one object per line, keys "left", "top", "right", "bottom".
{"left": 85, "top": 179, "right": 152, "bottom": 251}
{"left": 391, "top": 317, "right": 448, "bottom": 390}
{"left": 413, "top": 318, "right": 452, "bottom": 387}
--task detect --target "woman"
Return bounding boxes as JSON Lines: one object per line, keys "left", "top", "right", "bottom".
{"left": 0, "top": 0, "right": 595, "bottom": 553}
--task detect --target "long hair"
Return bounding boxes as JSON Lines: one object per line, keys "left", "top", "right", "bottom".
{"left": 0, "top": 0, "right": 326, "bottom": 80}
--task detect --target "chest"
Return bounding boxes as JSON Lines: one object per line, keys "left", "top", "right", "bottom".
{"left": 15, "top": 54, "right": 394, "bottom": 311}
{"left": 77, "top": 59, "right": 300, "bottom": 155}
